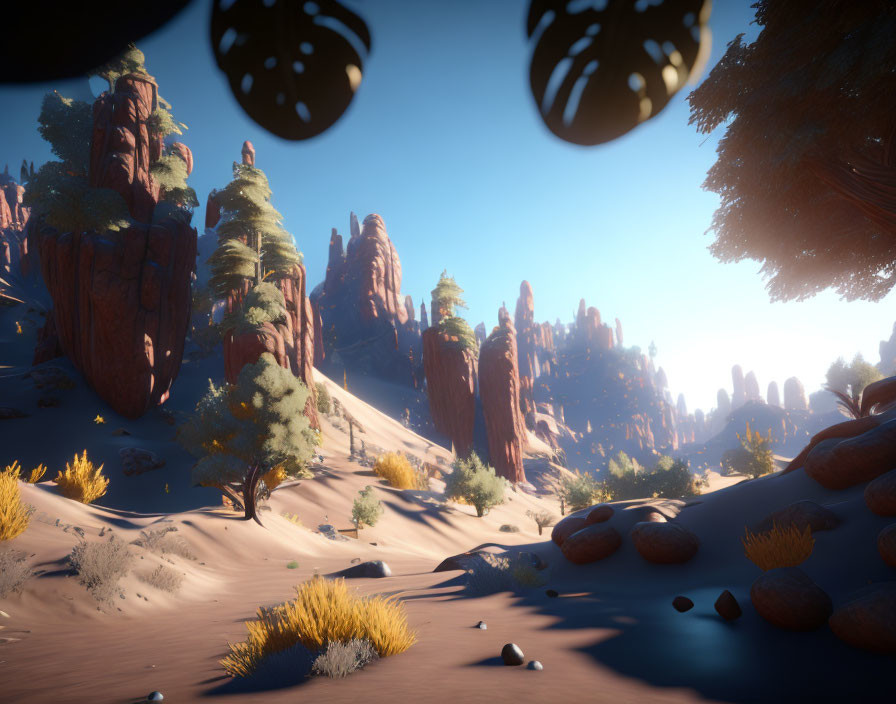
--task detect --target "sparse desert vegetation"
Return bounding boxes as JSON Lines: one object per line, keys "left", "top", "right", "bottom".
{"left": 221, "top": 576, "right": 416, "bottom": 678}
{"left": 743, "top": 523, "right": 815, "bottom": 571}
{"left": 372, "top": 452, "right": 427, "bottom": 490}
{"left": 138, "top": 564, "right": 184, "bottom": 593}
{"left": 0, "top": 464, "right": 33, "bottom": 541}
{"left": 0, "top": 548, "right": 34, "bottom": 597}
{"left": 352, "top": 486, "right": 383, "bottom": 530}
{"left": 311, "top": 638, "right": 379, "bottom": 679}
{"left": 67, "top": 536, "right": 132, "bottom": 603}
{"left": 444, "top": 453, "right": 507, "bottom": 517}
{"left": 54, "top": 450, "right": 109, "bottom": 504}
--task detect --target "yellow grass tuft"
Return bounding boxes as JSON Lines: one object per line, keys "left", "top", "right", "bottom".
{"left": 54, "top": 450, "right": 109, "bottom": 504}
{"left": 742, "top": 522, "right": 814, "bottom": 571}
{"left": 0, "top": 468, "right": 31, "bottom": 540}
{"left": 373, "top": 452, "right": 426, "bottom": 490}
{"left": 94, "top": 414, "right": 105, "bottom": 424}
{"left": 282, "top": 512, "right": 304, "bottom": 528}
{"left": 26, "top": 464, "right": 47, "bottom": 484}
{"left": 221, "top": 576, "right": 416, "bottom": 678}
{"left": 261, "top": 465, "right": 287, "bottom": 492}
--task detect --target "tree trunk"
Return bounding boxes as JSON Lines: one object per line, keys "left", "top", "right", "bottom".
{"left": 242, "top": 463, "right": 265, "bottom": 526}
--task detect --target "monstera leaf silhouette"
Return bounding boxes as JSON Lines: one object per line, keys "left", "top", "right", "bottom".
{"left": 527, "top": 0, "right": 711, "bottom": 145}
{"left": 211, "top": 0, "right": 371, "bottom": 140}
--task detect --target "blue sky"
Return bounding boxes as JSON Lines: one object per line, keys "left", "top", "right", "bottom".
{"left": 2, "top": 0, "right": 892, "bottom": 414}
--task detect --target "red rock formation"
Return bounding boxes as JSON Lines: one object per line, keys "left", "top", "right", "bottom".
{"left": 420, "top": 302, "right": 429, "bottom": 330}
{"left": 767, "top": 381, "right": 781, "bottom": 407}
{"left": 313, "top": 213, "right": 420, "bottom": 386}
{"left": 37, "top": 72, "right": 196, "bottom": 418}
{"left": 478, "top": 319, "right": 526, "bottom": 483}
{"left": 224, "top": 322, "right": 290, "bottom": 383}
{"left": 423, "top": 327, "right": 476, "bottom": 456}
{"left": 241, "top": 140, "right": 255, "bottom": 166}
{"left": 311, "top": 299, "right": 325, "bottom": 367}
{"left": 745, "top": 370, "right": 762, "bottom": 403}
{"left": 1, "top": 175, "right": 32, "bottom": 277}
{"left": 278, "top": 263, "right": 319, "bottom": 429}
{"left": 205, "top": 190, "right": 222, "bottom": 229}
{"left": 784, "top": 376, "right": 808, "bottom": 410}
{"left": 615, "top": 317, "right": 624, "bottom": 347}
{"left": 732, "top": 364, "right": 746, "bottom": 408}
{"left": 169, "top": 142, "right": 193, "bottom": 175}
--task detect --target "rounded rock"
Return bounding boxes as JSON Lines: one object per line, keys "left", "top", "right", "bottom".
{"left": 527, "top": 660, "right": 543, "bottom": 671}
{"left": 551, "top": 515, "right": 588, "bottom": 547}
{"left": 147, "top": 693, "right": 164, "bottom": 702}
{"left": 672, "top": 596, "right": 694, "bottom": 612}
{"left": 878, "top": 523, "right": 896, "bottom": 568}
{"left": 630, "top": 521, "right": 699, "bottom": 564}
{"left": 501, "top": 643, "right": 525, "bottom": 666}
{"left": 545, "top": 589, "right": 559, "bottom": 598}
{"left": 585, "top": 505, "right": 614, "bottom": 525}
{"left": 865, "top": 469, "right": 896, "bottom": 516}
{"left": 476, "top": 620, "right": 487, "bottom": 630}
{"left": 749, "top": 567, "right": 832, "bottom": 631}
{"left": 560, "top": 524, "right": 622, "bottom": 565}
{"left": 829, "top": 583, "right": 896, "bottom": 653}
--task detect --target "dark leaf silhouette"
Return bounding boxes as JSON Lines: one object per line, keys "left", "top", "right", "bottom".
{"left": 0, "top": 1, "right": 190, "bottom": 83}
{"left": 211, "top": 0, "right": 371, "bottom": 140}
{"left": 527, "top": 0, "right": 711, "bottom": 145}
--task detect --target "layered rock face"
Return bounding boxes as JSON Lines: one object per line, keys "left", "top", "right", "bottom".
{"left": 478, "top": 319, "right": 526, "bottom": 483}
{"left": 0, "top": 173, "right": 32, "bottom": 277}
{"left": 36, "top": 73, "right": 196, "bottom": 418}
{"left": 312, "top": 213, "right": 421, "bottom": 387}
{"left": 422, "top": 327, "right": 475, "bottom": 456}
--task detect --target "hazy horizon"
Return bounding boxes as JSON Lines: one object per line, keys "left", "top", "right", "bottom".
{"left": 2, "top": 0, "right": 893, "bottom": 415}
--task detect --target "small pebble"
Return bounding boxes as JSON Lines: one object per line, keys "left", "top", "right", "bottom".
{"left": 501, "top": 643, "right": 524, "bottom": 666}
{"left": 672, "top": 596, "right": 694, "bottom": 613}
{"left": 545, "top": 589, "right": 559, "bottom": 598}
{"left": 476, "top": 621, "right": 487, "bottom": 630}
{"left": 527, "top": 660, "right": 543, "bottom": 671}
{"left": 147, "top": 692, "right": 164, "bottom": 702}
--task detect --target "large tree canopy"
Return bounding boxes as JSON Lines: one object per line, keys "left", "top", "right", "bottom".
{"left": 688, "top": 1, "right": 896, "bottom": 302}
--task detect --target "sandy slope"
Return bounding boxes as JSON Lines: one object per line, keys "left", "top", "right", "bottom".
{"left": 1, "top": 367, "right": 893, "bottom": 704}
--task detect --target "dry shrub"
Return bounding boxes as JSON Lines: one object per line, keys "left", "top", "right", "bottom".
{"left": 373, "top": 452, "right": 426, "bottom": 490}
{"left": 54, "top": 450, "right": 108, "bottom": 504}
{"left": 311, "top": 638, "right": 379, "bottom": 678}
{"left": 742, "top": 523, "right": 814, "bottom": 571}
{"left": 0, "top": 549, "right": 34, "bottom": 597}
{"left": 133, "top": 527, "right": 196, "bottom": 560}
{"left": 0, "top": 466, "right": 32, "bottom": 541}
{"left": 139, "top": 564, "right": 184, "bottom": 593}
{"left": 5, "top": 460, "right": 46, "bottom": 484}
{"left": 221, "top": 576, "right": 416, "bottom": 677}
{"left": 68, "top": 536, "right": 132, "bottom": 602}
{"left": 464, "top": 553, "right": 547, "bottom": 596}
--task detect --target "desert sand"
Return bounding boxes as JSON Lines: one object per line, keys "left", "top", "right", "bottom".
{"left": 0, "top": 365, "right": 893, "bottom": 704}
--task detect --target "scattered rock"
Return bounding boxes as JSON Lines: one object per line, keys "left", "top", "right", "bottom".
{"left": 501, "top": 643, "right": 524, "bottom": 666}
{"left": 714, "top": 590, "right": 742, "bottom": 621}
{"left": 630, "top": 521, "right": 699, "bottom": 564}
{"left": 0, "top": 407, "right": 27, "bottom": 419}
{"left": 111, "top": 428, "right": 131, "bottom": 436}
{"left": 350, "top": 557, "right": 361, "bottom": 564}
{"left": 476, "top": 621, "right": 487, "bottom": 630}
{"left": 499, "top": 524, "right": 520, "bottom": 533}
{"left": 585, "top": 506, "right": 614, "bottom": 525}
{"left": 37, "top": 396, "right": 59, "bottom": 408}
{"left": 865, "top": 469, "right": 896, "bottom": 516}
{"left": 550, "top": 515, "right": 588, "bottom": 547}
{"left": 672, "top": 596, "right": 694, "bottom": 612}
{"left": 749, "top": 567, "right": 832, "bottom": 631}
{"left": 147, "top": 692, "right": 164, "bottom": 702}
{"left": 752, "top": 500, "right": 840, "bottom": 534}
{"left": 332, "top": 560, "right": 392, "bottom": 579}
{"left": 545, "top": 589, "right": 559, "bottom": 598}
{"left": 120, "top": 448, "right": 165, "bottom": 476}
{"left": 560, "top": 524, "right": 622, "bottom": 564}
{"left": 527, "top": 660, "right": 543, "bottom": 671}
{"left": 316, "top": 524, "right": 349, "bottom": 542}
{"left": 828, "top": 583, "right": 896, "bottom": 653}
{"left": 878, "top": 524, "right": 896, "bottom": 568}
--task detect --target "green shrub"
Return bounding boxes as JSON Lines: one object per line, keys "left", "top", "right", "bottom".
{"left": 352, "top": 487, "right": 383, "bottom": 530}
{"left": 315, "top": 382, "right": 332, "bottom": 415}
{"left": 444, "top": 453, "right": 507, "bottom": 517}
{"left": 558, "top": 470, "right": 604, "bottom": 512}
